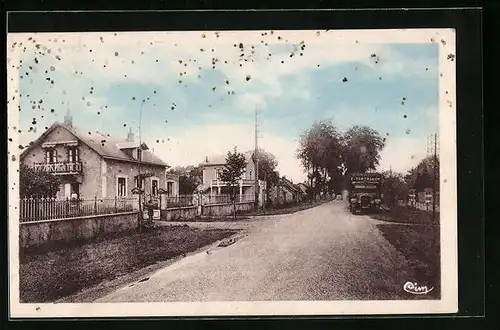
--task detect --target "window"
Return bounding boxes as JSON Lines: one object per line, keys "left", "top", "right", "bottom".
{"left": 117, "top": 177, "right": 127, "bottom": 197}
{"left": 167, "top": 182, "right": 173, "bottom": 196}
{"left": 137, "top": 148, "right": 142, "bottom": 161}
{"left": 151, "top": 179, "right": 159, "bottom": 196}
{"left": 214, "top": 168, "right": 220, "bottom": 180}
{"left": 46, "top": 149, "right": 57, "bottom": 163}
{"left": 134, "top": 177, "right": 145, "bottom": 190}
{"left": 68, "top": 147, "right": 79, "bottom": 163}
{"left": 249, "top": 169, "right": 253, "bottom": 180}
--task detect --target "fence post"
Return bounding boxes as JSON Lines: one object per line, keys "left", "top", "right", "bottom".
{"left": 94, "top": 196, "right": 97, "bottom": 214}
{"left": 115, "top": 196, "right": 118, "bottom": 213}
{"left": 65, "top": 198, "right": 69, "bottom": 218}
{"left": 198, "top": 192, "right": 203, "bottom": 216}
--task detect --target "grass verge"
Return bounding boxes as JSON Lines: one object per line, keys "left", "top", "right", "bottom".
{"left": 371, "top": 205, "right": 440, "bottom": 226}
{"left": 376, "top": 224, "right": 441, "bottom": 299}
{"left": 244, "top": 198, "right": 335, "bottom": 217}
{"left": 19, "top": 225, "right": 237, "bottom": 303}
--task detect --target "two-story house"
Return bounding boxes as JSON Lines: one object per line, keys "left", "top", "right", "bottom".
{"left": 20, "top": 110, "right": 179, "bottom": 202}
{"left": 198, "top": 150, "right": 266, "bottom": 205}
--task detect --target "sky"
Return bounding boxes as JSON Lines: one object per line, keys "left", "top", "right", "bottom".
{"left": 9, "top": 30, "right": 440, "bottom": 183}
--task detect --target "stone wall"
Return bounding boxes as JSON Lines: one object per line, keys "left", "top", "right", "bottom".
{"left": 202, "top": 201, "right": 254, "bottom": 217}
{"left": 20, "top": 211, "right": 138, "bottom": 248}
{"left": 160, "top": 206, "right": 198, "bottom": 221}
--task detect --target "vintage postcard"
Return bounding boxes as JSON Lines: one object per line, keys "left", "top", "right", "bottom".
{"left": 7, "top": 28, "right": 457, "bottom": 317}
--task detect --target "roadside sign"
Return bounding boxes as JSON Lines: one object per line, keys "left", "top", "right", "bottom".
{"left": 153, "top": 209, "right": 160, "bottom": 220}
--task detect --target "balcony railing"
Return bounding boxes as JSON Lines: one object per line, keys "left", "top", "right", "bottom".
{"left": 33, "top": 161, "right": 83, "bottom": 174}
{"left": 211, "top": 178, "right": 256, "bottom": 186}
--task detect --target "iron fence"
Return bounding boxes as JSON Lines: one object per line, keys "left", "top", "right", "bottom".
{"left": 205, "top": 194, "right": 255, "bottom": 205}
{"left": 19, "top": 197, "right": 139, "bottom": 223}
{"left": 164, "top": 195, "right": 195, "bottom": 208}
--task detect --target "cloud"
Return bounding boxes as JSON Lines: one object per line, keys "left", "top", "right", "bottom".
{"left": 9, "top": 31, "right": 401, "bottom": 99}
{"left": 377, "top": 134, "right": 428, "bottom": 174}
{"left": 9, "top": 31, "right": 442, "bottom": 182}
{"left": 143, "top": 123, "right": 307, "bottom": 183}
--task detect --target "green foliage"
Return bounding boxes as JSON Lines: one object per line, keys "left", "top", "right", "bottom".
{"left": 255, "top": 149, "right": 280, "bottom": 203}
{"left": 219, "top": 147, "right": 247, "bottom": 219}
{"left": 297, "top": 120, "right": 385, "bottom": 197}
{"left": 297, "top": 119, "right": 344, "bottom": 196}
{"left": 219, "top": 147, "right": 247, "bottom": 201}
{"left": 168, "top": 165, "right": 203, "bottom": 194}
{"left": 20, "top": 164, "right": 61, "bottom": 198}
{"left": 256, "top": 149, "right": 279, "bottom": 185}
{"left": 405, "top": 156, "right": 440, "bottom": 192}
{"left": 342, "top": 125, "right": 386, "bottom": 174}
{"left": 380, "top": 171, "right": 409, "bottom": 205}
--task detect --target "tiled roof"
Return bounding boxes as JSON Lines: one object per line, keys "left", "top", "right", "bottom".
{"left": 280, "top": 177, "right": 302, "bottom": 194}
{"left": 202, "top": 150, "right": 254, "bottom": 166}
{"left": 21, "top": 122, "right": 169, "bottom": 167}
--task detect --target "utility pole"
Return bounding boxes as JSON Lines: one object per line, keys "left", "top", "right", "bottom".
{"left": 137, "top": 99, "right": 145, "bottom": 233}
{"left": 254, "top": 104, "right": 260, "bottom": 209}
{"left": 432, "top": 133, "right": 438, "bottom": 222}
{"left": 427, "top": 133, "right": 439, "bottom": 222}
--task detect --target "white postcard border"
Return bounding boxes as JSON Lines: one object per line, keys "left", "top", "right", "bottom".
{"left": 7, "top": 28, "right": 458, "bottom": 318}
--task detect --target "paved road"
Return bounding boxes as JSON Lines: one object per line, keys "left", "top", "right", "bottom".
{"left": 97, "top": 201, "right": 413, "bottom": 302}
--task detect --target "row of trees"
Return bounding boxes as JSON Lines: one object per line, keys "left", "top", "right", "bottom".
{"left": 380, "top": 155, "right": 440, "bottom": 205}
{"left": 296, "top": 119, "right": 440, "bottom": 204}
{"left": 296, "top": 120, "right": 386, "bottom": 198}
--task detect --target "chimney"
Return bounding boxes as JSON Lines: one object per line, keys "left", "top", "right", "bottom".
{"left": 63, "top": 104, "right": 73, "bottom": 128}
{"left": 126, "top": 127, "right": 134, "bottom": 142}
{"left": 205, "top": 156, "right": 209, "bottom": 163}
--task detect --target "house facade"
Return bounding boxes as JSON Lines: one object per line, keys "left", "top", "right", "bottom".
{"left": 20, "top": 111, "right": 178, "bottom": 202}
{"left": 198, "top": 150, "right": 266, "bottom": 205}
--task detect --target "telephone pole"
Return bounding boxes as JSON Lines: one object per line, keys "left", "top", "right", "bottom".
{"left": 137, "top": 99, "right": 144, "bottom": 232}
{"left": 254, "top": 104, "right": 260, "bottom": 209}
{"left": 427, "top": 133, "right": 439, "bottom": 222}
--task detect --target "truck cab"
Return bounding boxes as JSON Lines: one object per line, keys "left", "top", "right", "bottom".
{"left": 348, "top": 173, "right": 382, "bottom": 214}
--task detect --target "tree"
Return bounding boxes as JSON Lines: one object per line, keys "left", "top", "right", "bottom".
{"left": 297, "top": 119, "right": 343, "bottom": 199}
{"left": 380, "top": 171, "right": 409, "bottom": 206}
{"left": 20, "top": 164, "right": 61, "bottom": 198}
{"left": 168, "top": 165, "right": 203, "bottom": 195}
{"left": 255, "top": 149, "right": 280, "bottom": 206}
{"left": 342, "top": 125, "right": 386, "bottom": 175}
{"left": 218, "top": 147, "right": 247, "bottom": 220}
{"left": 405, "top": 156, "right": 440, "bottom": 192}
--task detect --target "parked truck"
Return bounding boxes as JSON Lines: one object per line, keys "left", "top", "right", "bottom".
{"left": 348, "top": 172, "right": 383, "bottom": 214}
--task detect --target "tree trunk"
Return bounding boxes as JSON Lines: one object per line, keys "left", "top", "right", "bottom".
{"left": 233, "top": 199, "right": 236, "bottom": 221}
{"left": 265, "top": 184, "right": 270, "bottom": 209}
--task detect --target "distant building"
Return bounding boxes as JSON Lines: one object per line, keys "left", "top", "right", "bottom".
{"left": 296, "top": 182, "right": 309, "bottom": 196}
{"left": 20, "top": 109, "right": 179, "bottom": 200}
{"left": 270, "top": 177, "right": 304, "bottom": 205}
{"left": 198, "top": 150, "right": 266, "bottom": 205}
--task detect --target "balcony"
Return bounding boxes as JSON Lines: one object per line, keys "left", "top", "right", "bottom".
{"left": 211, "top": 178, "right": 256, "bottom": 186}
{"left": 33, "top": 161, "right": 83, "bottom": 175}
